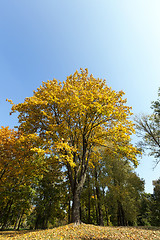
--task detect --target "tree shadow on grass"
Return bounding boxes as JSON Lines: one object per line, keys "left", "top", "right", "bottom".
{"left": 0, "top": 229, "right": 39, "bottom": 237}
{"left": 133, "top": 226, "right": 160, "bottom": 231}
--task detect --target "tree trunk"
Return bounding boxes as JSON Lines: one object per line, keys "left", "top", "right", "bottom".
{"left": 68, "top": 200, "right": 71, "bottom": 224}
{"left": 14, "top": 212, "right": 21, "bottom": 230}
{"left": 0, "top": 200, "right": 10, "bottom": 225}
{"left": 67, "top": 136, "right": 89, "bottom": 224}
{"left": 95, "top": 167, "right": 104, "bottom": 226}
{"left": 96, "top": 187, "right": 104, "bottom": 226}
{"left": 0, "top": 167, "right": 7, "bottom": 181}
{"left": 17, "top": 211, "right": 24, "bottom": 230}
{"left": 71, "top": 171, "right": 87, "bottom": 224}
{"left": 87, "top": 174, "right": 91, "bottom": 224}
{"left": 35, "top": 214, "right": 40, "bottom": 229}
{"left": 1, "top": 200, "right": 13, "bottom": 230}
{"left": 72, "top": 189, "right": 81, "bottom": 224}
{"left": 105, "top": 206, "right": 109, "bottom": 226}
{"left": 117, "top": 200, "right": 125, "bottom": 226}
{"left": 94, "top": 188, "right": 99, "bottom": 225}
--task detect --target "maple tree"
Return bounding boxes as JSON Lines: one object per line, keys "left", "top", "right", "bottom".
{"left": 8, "top": 68, "right": 139, "bottom": 224}
{"left": 0, "top": 126, "right": 18, "bottom": 182}
{"left": 0, "top": 126, "right": 45, "bottom": 187}
{"left": 0, "top": 126, "right": 47, "bottom": 229}
{"left": 0, "top": 126, "right": 27, "bottom": 229}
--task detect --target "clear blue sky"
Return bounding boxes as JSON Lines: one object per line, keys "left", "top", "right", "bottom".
{"left": 0, "top": 0, "right": 160, "bottom": 193}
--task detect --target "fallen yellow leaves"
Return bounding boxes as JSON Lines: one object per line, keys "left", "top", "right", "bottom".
{"left": 0, "top": 224, "right": 160, "bottom": 240}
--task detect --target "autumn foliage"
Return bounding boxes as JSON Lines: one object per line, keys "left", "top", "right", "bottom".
{"left": 2, "top": 68, "right": 154, "bottom": 231}
{"left": 9, "top": 69, "right": 139, "bottom": 165}
{"left": 6, "top": 69, "right": 140, "bottom": 224}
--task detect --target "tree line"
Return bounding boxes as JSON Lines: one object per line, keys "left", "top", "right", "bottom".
{"left": 0, "top": 69, "right": 160, "bottom": 229}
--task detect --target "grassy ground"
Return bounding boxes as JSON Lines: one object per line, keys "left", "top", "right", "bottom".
{"left": 0, "top": 224, "right": 160, "bottom": 240}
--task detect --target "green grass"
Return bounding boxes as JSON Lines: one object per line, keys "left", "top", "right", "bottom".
{"left": 1, "top": 223, "right": 160, "bottom": 239}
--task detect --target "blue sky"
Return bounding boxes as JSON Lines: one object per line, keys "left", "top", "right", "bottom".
{"left": 0, "top": 0, "right": 160, "bottom": 193}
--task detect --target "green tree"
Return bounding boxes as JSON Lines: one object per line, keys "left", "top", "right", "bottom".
{"left": 103, "top": 155, "right": 144, "bottom": 226}
{"left": 32, "top": 175, "right": 65, "bottom": 229}
{"left": 135, "top": 87, "right": 160, "bottom": 167}
{"left": 138, "top": 193, "right": 153, "bottom": 226}
{"left": 151, "top": 179, "right": 160, "bottom": 226}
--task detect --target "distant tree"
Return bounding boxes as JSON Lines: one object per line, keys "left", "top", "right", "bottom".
{"left": 135, "top": 88, "right": 160, "bottom": 167}
{"left": 80, "top": 172, "right": 96, "bottom": 224}
{"left": 138, "top": 193, "right": 153, "bottom": 226}
{"left": 79, "top": 154, "right": 144, "bottom": 227}
{"left": 81, "top": 165, "right": 106, "bottom": 226}
{"left": 151, "top": 179, "right": 160, "bottom": 226}
{"left": 8, "top": 69, "right": 139, "bottom": 224}
{"left": 104, "top": 155, "right": 144, "bottom": 226}
{"left": 32, "top": 173, "right": 65, "bottom": 229}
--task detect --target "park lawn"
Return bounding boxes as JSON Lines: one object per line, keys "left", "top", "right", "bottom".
{"left": 0, "top": 223, "right": 160, "bottom": 240}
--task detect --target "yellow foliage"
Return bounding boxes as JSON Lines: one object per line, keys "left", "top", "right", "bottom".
{"left": 8, "top": 69, "right": 139, "bottom": 170}
{"left": 0, "top": 126, "right": 46, "bottom": 193}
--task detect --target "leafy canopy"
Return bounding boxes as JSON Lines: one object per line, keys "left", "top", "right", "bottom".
{"left": 8, "top": 69, "right": 139, "bottom": 169}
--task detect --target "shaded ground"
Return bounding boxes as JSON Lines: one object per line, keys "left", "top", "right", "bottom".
{"left": 0, "top": 224, "right": 160, "bottom": 239}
